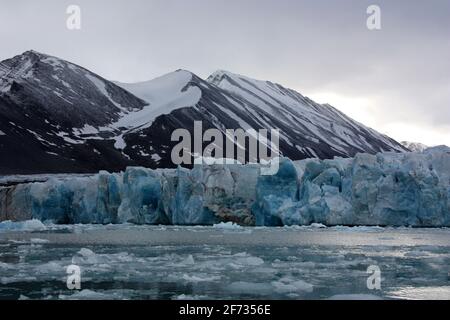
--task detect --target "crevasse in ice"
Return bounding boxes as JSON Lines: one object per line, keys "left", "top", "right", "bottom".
{"left": 1, "top": 147, "right": 449, "bottom": 227}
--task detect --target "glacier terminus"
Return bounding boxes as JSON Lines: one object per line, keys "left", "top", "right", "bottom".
{"left": 1, "top": 146, "right": 449, "bottom": 227}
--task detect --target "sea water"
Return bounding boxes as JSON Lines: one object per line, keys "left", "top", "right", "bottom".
{"left": 0, "top": 224, "right": 449, "bottom": 300}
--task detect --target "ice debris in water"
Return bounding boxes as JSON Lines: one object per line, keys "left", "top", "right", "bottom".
{"left": 181, "top": 254, "right": 195, "bottom": 265}
{"left": 213, "top": 222, "right": 243, "bottom": 229}
{"left": 0, "top": 147, "right": 449, "bottom": 227}
{"left": 0, "top": 219, "right": 47, "bottom": 232}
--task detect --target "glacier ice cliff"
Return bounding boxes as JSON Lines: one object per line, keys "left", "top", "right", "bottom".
{"left": 1, "top": 147, "right": 449, "bottom": 227}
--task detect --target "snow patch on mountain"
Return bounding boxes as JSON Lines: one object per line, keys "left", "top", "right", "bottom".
{"left": 85, "top": 74, "right": 126, "bottom": 111}
{"left": 114, "top": 135, "right": 127, "bottom": 150}
{"left": 209, "top": 70, "right": 312, "bottom": 114}
{"left": 401, "top": 141, "right": 429, "bottom": 152}
{"left": 0, "top": 51, "right": 35, "bottom": 92}
{"left": 55, "top": 132, "right": 84, "bottom": 144}
{"left": 41, "top": 56, "right": 66, "bottom": 70}
{"left": 73, "top": 124, "right": 99, "bottom": 135}
{"left": 114, "top": 70, "right": 202, "bottom": 131}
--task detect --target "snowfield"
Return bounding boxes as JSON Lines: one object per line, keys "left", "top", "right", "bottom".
{"left": 114, "top": 70, "right": 202, "bottom": 131}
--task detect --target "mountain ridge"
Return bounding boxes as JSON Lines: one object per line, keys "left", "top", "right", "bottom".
{"left": 0, "top": 50, "right": 408, "bottom": 174}
{"left": 401, "top": 141, "right": 428, "bottom": 153}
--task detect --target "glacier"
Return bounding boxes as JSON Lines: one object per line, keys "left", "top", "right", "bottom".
{"left": 1, "top": 146, "right": 449, "bottom": 227}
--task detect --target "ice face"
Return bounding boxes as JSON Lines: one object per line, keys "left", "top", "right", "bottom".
{"left": 252, "top": 158, "right": 299, "bottom": 226}
{"left": 117, "top": 168, "right": 161, "bottom": 224}
{"left": 0, "top": 148, "right": 449, "bottom": 227}
{"left": 278, "top": 151, "right": 450, "bottom": 227}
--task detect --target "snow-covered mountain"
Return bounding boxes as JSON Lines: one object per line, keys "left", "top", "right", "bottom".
{"left": 114, "top": 69, "right": 407, "bottom": 164}
{"left": 401, "top": 141, "right": 429, "bottom": 152}
{"left": 0, "top": 50, "right": 408, "bottom": 174}
{"left": 0, "top": 50, "right": 147, "bottom": 173}
{"left": 207, "top": 70, "right": 406, "bottom": 157}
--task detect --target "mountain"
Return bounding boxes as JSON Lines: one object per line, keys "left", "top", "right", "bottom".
{"left": 0, "top": 50, "right": 408, "bottom": 174}
{"left": 0, "top": 50, "right": 147, "bottom": 174}
{"left": 401, "top": 141, "right": 429, "bottom": 152}
{"left": 206, "top": 70, "right": 406, "bottom": 157}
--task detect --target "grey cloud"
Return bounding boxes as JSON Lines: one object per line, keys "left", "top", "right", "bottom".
{"left": 0, "top": 0, "right": 449, "bottom": 144}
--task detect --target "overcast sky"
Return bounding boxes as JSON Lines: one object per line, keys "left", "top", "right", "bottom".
{"left": 1, "top": 0, "right": 449, "bottom": 146}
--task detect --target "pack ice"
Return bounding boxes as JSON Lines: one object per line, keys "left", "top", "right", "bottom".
{"left": 1, "top": 147, "right": 449, "bottom": 227}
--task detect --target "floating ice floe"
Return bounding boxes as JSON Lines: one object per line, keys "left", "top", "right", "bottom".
{"left": 0, "top": 219, "right": 47, "bottom": 232}
{"left": 213, "top": 222, "right": 243, "bottom": 229}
